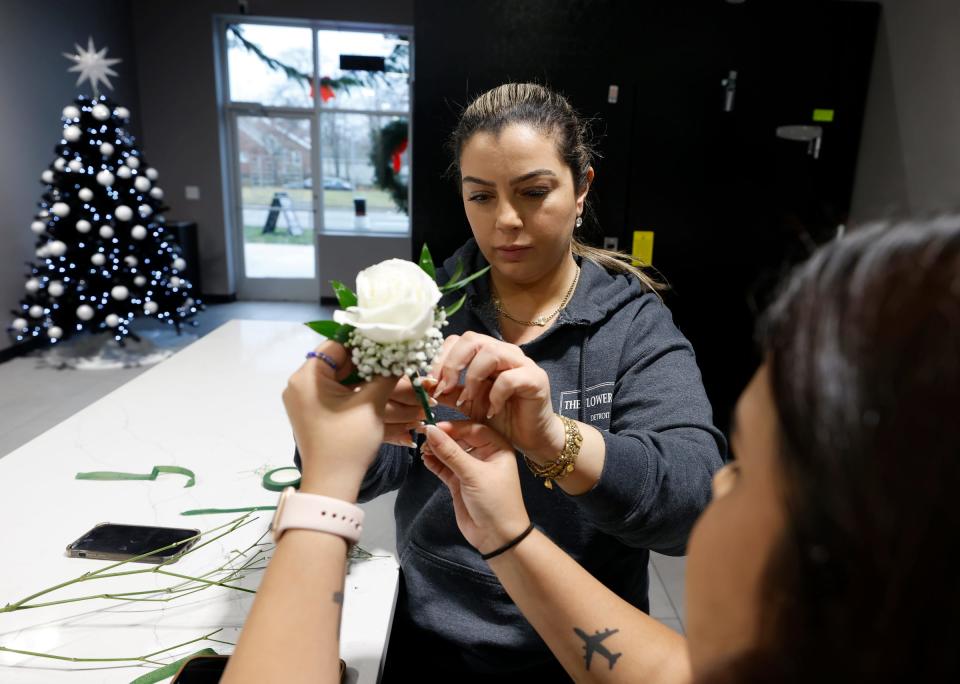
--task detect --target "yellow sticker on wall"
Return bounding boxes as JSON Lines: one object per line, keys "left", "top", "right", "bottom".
{"left": 813, "top": 109, "right": 835, "bottom": 123}
{"left": 632, "top": 231, "right": 655, "bottom": 267}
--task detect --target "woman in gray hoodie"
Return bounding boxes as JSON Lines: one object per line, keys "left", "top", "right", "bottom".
{"left": 304, "top": 83, "right": 725, "bottom": 679}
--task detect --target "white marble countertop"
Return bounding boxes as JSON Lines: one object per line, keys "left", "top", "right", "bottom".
{"left": 0, "top": 320, "right": 399, "bottom": 683}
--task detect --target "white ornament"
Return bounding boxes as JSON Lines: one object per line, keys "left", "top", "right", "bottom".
{"left": 25, "top": 278, "right": 40, "bottom": 293}
{"left": 92, "top": 103, "right": 111, "bottom": 121}
{"left": 134, "top": 275, "right": 147, "bottom": 287}
{"left": 144, "top": 301, "right": 159, "bottom": 314}
{"left": 96, "top": 170, "right": 115, "bottom": 186}
{"left": 115, "top": 205, "right": 133, "bottom": 221}
{"left": 29, "top": 305, "right": 44, "bottom": 318}
{"left": 48, "top": 281, "right": 65, "bottom": 297}
{"left": 63, "top": 125, "right": 82, "bottom": 142}
{"left": 52, "top": 202, "right": 71, "bottom": 217}
{"left": 115, "top": 106, "right": 130, "bottom": 119}
{"left": 36, "top": 247, "right": 49, "bottom": 258}
{"left": 78, "top": 187, "right": 94, "bottom": 202}
{"left": 99, "top": 225, "right": 114, "bottom": 239}
{"left": 62, "top": 105, "right": 80, "bottom": 119}
{"left": 169, "top": 276, "right": 182, "bottom": 288}
{"left": 131, "top": 224, "right": 147, "bottom": 240}
{"left": 68, "top": 158, "right": 83, "bottom": 172}
{"left": 48, "top": 241, "right": 67, "bottom": 257}
{"left": 63, "top": 38, "right": 122, "bottom": 95}
{"left": 111, "top": 285, "right": 129, "bottom": 300}
{"left": 124, "top": 255, "right": 138, "bottom": 267}
{"left": 105, "top": 313, "right": 121, "bottom": 327}
{"left": 149, "top": 186, "right": 164, "bottom": 200}
{"left": 41, "top": 170, "right": 54, "bottom": 184}
{"left": 30, "top": 220, "right": 46, "bottom": 234}
{"left": 47, "top": 326, "right": 63, "bottom": 340}
{"left": 145, "top": 167, "right": 158, "bottom": 181}
{"left": 12, "top": 317, "right": 28, "bottom": 330}
{"left": 77, "top": 304, "right": 94, "bottom": 321}
{"left": 75, "top": 220, "right": 92, "bottom": 233}
{"left": 134, "top": 176, "right": 150, "bottom": 192}
{"left": 54, "top": 158, "right": 66, "bottom": 171}
{"left": 138, "top": 204, "right": 153, "bottom": 218}
{"left": 91, "top": 253, "right": 106, "bottom": 266}
{"left": 39, "top": 209, "right": 49, "bottom": 217}
{"left": 99, "top": 142, "right": 115, "bottom": 156}
{"left": 126, "top": 156, "right": 140, "bottom": 169}
{"left": 116, "top": 166, "right": 131, "bottom": 179}
{"left": 173, "top": 257, "right": 187, "bottom": 271}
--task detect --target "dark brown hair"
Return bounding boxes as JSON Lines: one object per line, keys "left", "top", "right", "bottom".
{"left": 448, "top": 83, "right": 663, "bottom": 292}
{"left": 711, "top": 217, "right": 960, "bottom": 681}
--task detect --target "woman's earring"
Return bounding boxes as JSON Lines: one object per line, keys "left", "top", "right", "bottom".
{"left": 575, "top": 216, "right": 583, "bottom": 228}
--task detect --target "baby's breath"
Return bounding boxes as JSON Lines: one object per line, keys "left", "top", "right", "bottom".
{"left": 348, "top": 309, "right": 448, "bottom": 381}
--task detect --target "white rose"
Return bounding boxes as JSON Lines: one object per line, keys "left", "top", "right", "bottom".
{"left": 333, "top": 259, "right": 442, "bottom": 344}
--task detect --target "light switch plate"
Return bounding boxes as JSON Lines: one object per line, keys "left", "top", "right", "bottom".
{"left": 185, "top": 185, "right": 200, "bottom": 200}
{"left": 603, "top": 236, "right": 619, "bottom": 251}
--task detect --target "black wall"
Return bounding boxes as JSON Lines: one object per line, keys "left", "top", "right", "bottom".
{"left": 412, "top": 0, "right": 879, "bottom": 432}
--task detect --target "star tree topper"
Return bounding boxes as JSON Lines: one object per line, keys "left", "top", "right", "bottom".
{"left": 63, "top": 37, "right": 122, "bottom": 97}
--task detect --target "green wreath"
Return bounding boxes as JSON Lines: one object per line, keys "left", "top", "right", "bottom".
{"left": 370, "top": 119, "right": 409, "bottom": 214}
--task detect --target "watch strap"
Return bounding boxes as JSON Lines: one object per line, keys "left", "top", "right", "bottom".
{"left": 272, "top": 489, "right": 364, "bottom": 544}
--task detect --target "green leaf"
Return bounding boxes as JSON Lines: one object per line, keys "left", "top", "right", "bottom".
{"left": 129, "top": 648, "right": 219, "bottom": 683}
{"left": 444, "top": 293, "right": 467, "bottom": 318}
{"left": 330, "top": 280, "right": 357, "bottom": 308}
{"left": 333, "top": 324, "right": 354, "bottom": 344}
{"left": 419, "top": 244, "right": 436, "bottom": 280}
{"left": 440, "top": 264, "right": 491, "bottom": 293}
{"left": 305, "top": 320, "right": 343, "bottom": 339}
{"left": 445, "top": 258, "right": 464, "bottom": 287}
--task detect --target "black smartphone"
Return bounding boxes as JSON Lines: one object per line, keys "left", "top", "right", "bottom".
{"left": 172, "top": 655, "right": 229, "bottom": 683}
{"left": 65, "top": 522, "right": 200, "bottom": 564}
{"left": 172, "top": 655, "right": 346, "bottom": 682}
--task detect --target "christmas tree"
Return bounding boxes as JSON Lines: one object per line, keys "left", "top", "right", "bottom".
{"left": 7, "top": 38, "right": 200, "bottom": 346}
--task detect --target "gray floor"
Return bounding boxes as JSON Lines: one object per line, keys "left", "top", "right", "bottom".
{"left": 0, "top": 300, "right": 687, "bottom": 632}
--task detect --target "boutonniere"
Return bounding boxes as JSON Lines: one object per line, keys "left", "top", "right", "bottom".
{"left": 306, "top": 246, "right": 489, "bottom": 423}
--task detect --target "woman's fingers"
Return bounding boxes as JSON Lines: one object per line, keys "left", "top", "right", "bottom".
{"left": 385, "top": 400, "right": 426, "bottom": 424}
{"left": 384, "top": 424, "right": 420, "bottom": 448}
{"left": 487, "top": 365, "right": 549, "bottom": 418}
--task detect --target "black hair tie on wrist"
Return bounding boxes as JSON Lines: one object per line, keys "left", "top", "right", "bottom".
{"left": 480, "top": 522, "right": 536, "bottom": 561}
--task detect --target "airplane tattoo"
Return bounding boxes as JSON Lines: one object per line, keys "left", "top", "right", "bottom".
{"left": 574, "top": 626, "right": 622, "bottom": 670}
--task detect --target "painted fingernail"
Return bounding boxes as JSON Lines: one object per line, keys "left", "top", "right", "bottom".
{"left": 406, "top": 440, "right": 417, "bottom": 449}
{"left": 432, "top": 380, "right": 447, "bottom": 398}
{"left": 428, "top": 397, "right": 439, "bottom": 407}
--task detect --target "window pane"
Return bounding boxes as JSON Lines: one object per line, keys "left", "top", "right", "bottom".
{"left": 317, "top": 30, "right": 410, "bottom": 111}
{"left": 237, "top": 116, "right": 316, "bottom": 278}
{"left": 228, "top": 24, "right": 313, "bottom": 108}
{"left": 320, "top": 114, "right": 409, "bottom": 234}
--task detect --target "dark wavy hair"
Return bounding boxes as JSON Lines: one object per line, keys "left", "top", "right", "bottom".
{"left": 707, "top": 217, "right": 960, "bottom": 681}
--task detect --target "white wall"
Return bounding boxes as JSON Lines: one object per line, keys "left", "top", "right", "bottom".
{"left": 852, "top": 0, "right": 960, "bottom": 220}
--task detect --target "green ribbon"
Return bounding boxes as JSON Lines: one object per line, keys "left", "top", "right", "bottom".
{"left": 128, "top": 648, "right": 218, "bottom": 683}
{"left": 76, "top": 465, "right": 196, "bottom": 488}
{"left": 179, "top": 467, "right": 301, "bottom": 516}
{"left": 261, "top": 466, "right": 302, "bottom": 492}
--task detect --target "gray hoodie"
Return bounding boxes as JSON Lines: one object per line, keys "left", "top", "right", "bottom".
{"left": 304, "top": 239, "right": 725, "bottom": 672}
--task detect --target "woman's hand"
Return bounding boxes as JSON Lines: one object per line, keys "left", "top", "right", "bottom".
{"left": 431, "top": 332, "right": 566, "bottom": 464}
{"left": 420, "top": 421, "right": 531, "bottom": 555}
{"left": 282, "top": 340, "right": 400, "bottom": 499}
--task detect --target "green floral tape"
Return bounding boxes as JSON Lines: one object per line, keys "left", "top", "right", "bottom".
{"left": 76, "top": 465, "right": 196, "bottom": 488}
{"left": 261, "top": 466, "right": 302, "bottom": 492}
{"left": 181, "top": 505, "right": 277, "bottom": 516}
{"left": 128, "top": 647, "right": 218, "bottom": 683}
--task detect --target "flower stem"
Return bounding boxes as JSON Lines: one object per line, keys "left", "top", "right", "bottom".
{"left": 411, "top": 375, "right": 436, "bottom": 425}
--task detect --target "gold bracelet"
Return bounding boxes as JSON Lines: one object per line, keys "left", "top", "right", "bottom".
{"left": 523, "top": 415, "right": 583, "bottom": 489}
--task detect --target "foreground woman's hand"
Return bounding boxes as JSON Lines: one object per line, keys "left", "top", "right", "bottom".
{"left": 420, "top": 421, "right": 531, "bottom": 555}
{"left": 282, "top": 340, "right": 400, "bottom": 498}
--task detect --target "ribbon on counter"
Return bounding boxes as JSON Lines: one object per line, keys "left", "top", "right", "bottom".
{"left": 179, "top": 466, "right": 302, "bottom": 516}
{"left": 76, "top": 465, "right": 196, "bottom": 488}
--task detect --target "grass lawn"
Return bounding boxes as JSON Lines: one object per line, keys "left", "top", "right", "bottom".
{"left": 242, "top": 185, "right": 398, "bottom": 210}
{"left": 244, "top": 224, "right": 315, "bottom": 246}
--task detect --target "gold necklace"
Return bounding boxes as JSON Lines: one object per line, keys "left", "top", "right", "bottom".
{"left": 493, "top": 265, "right": 581, "bottom": 327}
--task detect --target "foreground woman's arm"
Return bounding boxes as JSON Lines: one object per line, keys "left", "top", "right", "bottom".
{"left": 421, "top": 422, "right": 693, "bottom": 684}
{"left": 221, "top": 342, "right": 399, "bottom": 684}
